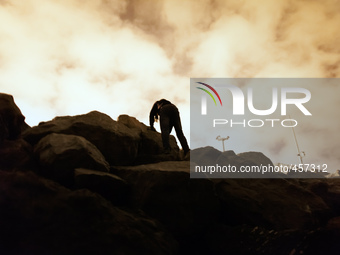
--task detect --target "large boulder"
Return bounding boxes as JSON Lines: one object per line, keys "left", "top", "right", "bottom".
{"left": 117, "top": 115, "right": 180, "bottom": 164}
{"left": 206, "top": 222, "right": 340, "bottom": 255}
{"left": 117, "top": 114, "right": 149, "bottom": 132}
{"left": 303, "top": 179, "right": 340, "bottom": 216}
{"left": 0, "top": 93, "right": 29, "bottom": 143}
{"left": 190, "top": 146, "right": 222, "bottom": 166}
{"left": 74, "top": 168, "right": 130, "bottom": 206}
{"left": 215, "top": 178, "right": 332, "bottom": 230}
{"left": 237, "top": 151, "right": 274, "bottom": 166}
{"left": 34, "top": 133, "right": 109, "bottom": 187}
{"left": 23, "top": 112, "right": 180, "bottom": 166}
{"left": 0, "top": 139, "right": 36, "bottom": 171}
{"left": 191, "top": 146, "right": 284, "bottom": 178}
{"left": 0, "top": 170, "right": 178, "bottom": 255}
{"left": 137, "top": 130, "right": 180, "bottom": 163}
{"left": 23, "top": 111, "right": 140, "bottom": 166}
{"left": 113, "top": 161, "right": 220, "bottom": 251}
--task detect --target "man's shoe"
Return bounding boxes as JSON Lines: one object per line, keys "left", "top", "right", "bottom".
{"left": 184, "top": 150, "right": 190, "bottom": 160}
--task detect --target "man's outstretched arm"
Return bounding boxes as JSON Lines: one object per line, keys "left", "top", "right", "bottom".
{"left": 149, "top": 102, "right": 157, "bottom": 131}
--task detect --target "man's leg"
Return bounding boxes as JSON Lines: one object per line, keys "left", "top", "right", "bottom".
{"left": 160, "top": 114, "right": 171, "bottom": 153}
{"left": 173, "top": 112, "right": 190, "bottom": 154}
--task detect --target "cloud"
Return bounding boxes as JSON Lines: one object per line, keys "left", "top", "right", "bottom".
{"left": 0, "top": 0, "right": 184, "bottom": 123}
{"left": 0, "top": 0, "right": 339, "bottom": 171}
{"left": 184, "top": 0, "right": 340, "bottom": 78}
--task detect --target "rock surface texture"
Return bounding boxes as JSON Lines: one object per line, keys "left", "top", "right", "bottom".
{"left": 1, "top": 94, "right": 340, "bottom": 255}
{"left": 0, "top": 93, "right": 29, "bottom": 143}
{"left": 34, "top": 133, "right": 110, "bottom": 187}
{"left": 23, "top": 111, "right": 140, "bottom": 166}
{"left": 23, "top": 112, "right": 180, "bottom": 165}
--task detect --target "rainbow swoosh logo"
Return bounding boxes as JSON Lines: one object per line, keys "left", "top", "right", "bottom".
{"left": 196, "top": 82, "right": 222, "bottom": 106}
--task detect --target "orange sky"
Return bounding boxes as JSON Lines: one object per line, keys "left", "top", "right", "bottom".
{"left": 0, "top": 0, "right": 339, "bottom": 171}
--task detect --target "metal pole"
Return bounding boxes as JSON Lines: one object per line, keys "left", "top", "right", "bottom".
{"left": 290, "top": 117, "right": 304, "bottom": 165}
{"left": 216, "top": 136, "right": 229, "bottom": 152}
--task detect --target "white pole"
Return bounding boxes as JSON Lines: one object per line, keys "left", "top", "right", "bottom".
{"left": 216, "top": 136, "right": 229, "bottom": 152}
{"left": 289, "top": 116, "right": 304, "bottom": 165}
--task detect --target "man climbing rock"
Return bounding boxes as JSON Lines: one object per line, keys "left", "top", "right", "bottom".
{"left": 149, "top": 99, "right": 190, "bottom": 155}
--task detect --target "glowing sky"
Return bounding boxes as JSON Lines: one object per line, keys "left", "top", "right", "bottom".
{"left": 0, "top": 0, "right": 339, "bottom": 171}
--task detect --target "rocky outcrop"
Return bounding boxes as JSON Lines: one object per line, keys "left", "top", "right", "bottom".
{"left": 191, "top": 146, "right": 283, "bottom": 178}
{"left": 192, "top": 146, "right": 275, "bottom": 167}
{"left": 327, "top": 170, "right": 340, "bottom": 178}
{"left": 237, "top": 151, "right": 274, "bottom": 166}
{"left": 0, "top": 139, "right": 36, "bottom": 171}
{"left": 206, "top": 223, "right": 340, "bottom": 255}
{"left": 117, "top": 114, "right": 180, "bottom": 163}
{"left": 2, "top": 93, "right": 340, "bottom": 254}
{"left": 0, "top": 93, "right": 33, "bottom": 171}
{"left": 34, "top": 133, "right": 109, "bottom": 187}
{"left": 303, "top": 179, "right": 340, "bottom": 216}
{"left": 23, "top": 112, "right": 180, "bottom": 166}
{"left": 215, "top": 178, "right": 331, "bottom": 229}
{"left": 0, "top": 170, "right": 178, "bottom": 255}
{"left": 23, "top": 111, "right": 140, "bottom": 166}
{"left": 117, "top": 114, "right": 149, "bottom": 132}
{"left": 74, "top": 168, "right": 130, "bottom": 206}
{"left": 113, "top": 161, "right": 220, "bottom": 251}
{"left": 0, "top": 93, "right": 29, "bottom": 143}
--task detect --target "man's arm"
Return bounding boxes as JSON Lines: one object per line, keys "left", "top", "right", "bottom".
{"left": 149, "top": 102, "right": 157, "bottom": 131}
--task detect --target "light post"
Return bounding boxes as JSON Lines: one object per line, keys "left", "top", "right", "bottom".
{"left": 216, "top": 135, "right": 230, "bottom": 152}
{"left": 289, "top": 117, "right": 305, "bottom": 165}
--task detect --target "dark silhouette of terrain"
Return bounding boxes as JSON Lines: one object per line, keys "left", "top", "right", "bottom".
{"left": 1, "top": 92, "right": 340, "bottom": 255}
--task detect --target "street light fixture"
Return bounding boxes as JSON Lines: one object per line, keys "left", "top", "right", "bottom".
{"left": 216, "top": 135, "right": 230, "bottom": 152}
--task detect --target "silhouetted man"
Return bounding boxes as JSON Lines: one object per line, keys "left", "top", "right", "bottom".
{"left": 149, "top": 99, "right": 189, "bottom": 155}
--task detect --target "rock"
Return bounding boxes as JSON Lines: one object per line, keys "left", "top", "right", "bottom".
{"left": 304, "top": 179, "right": 340, "bottom": 216}
{"left": 74, "top": 168, "right": 130, "bottom": 206}
{"left": 23, "top": 112, "right": 180, "bottom": 166}
{"left": 0, "top": 93, "right": 29, "bottom": 143}
{"left": 34, "top": 133, "right": 109, "bottom": 187}
{"left": 136, "top": 129, "right": 179, "bottom": 163}
{"left": 215, "top": 178, "right": 331, "bottom": 230}
{"left": 191, "top": 147, "right": 275, "bottom": 167}
{"left": 191, "top": 146, "right": 283, "bottom": 178}
{"left": 218, "top": 151, "right": 284, "bottom": 178}
{"left": 5, "top": 92, "right": 340, "bottom": 254}
{"left": 206, "top": 224, "right": 340, "bottom": 255}
{"left": 113, "top": 161, "right": 220, "bottom": 251}
{"left": 327, "top": 170, "right": 340, "bottom": 178}
{"left": 118, "top": 114, "right": 180, "bottom": 164}
{"left": 0, "top": 170, "right": 178, "bottom": 255}
{"left": 117, "top": 114, "right": 148, "bottom": 132}
{"left": 327, "top": 216, "right": 340, "bottom": 230}
{"left": 286, "top": 169, "right": 328, "bottom": 178}
{"left": 190, "top": 146, "right": 222, "bottom": 166}
{"left": 206, "top": 224, "right": 305, "bottom": 255}
{"left": 23, "top": 111, "right": 140, "bottom": 166}
{"left": 0, "top": 139, "right": 36, "bottom": 171}
{"left": 221, "top": 150, "right": 236, "bottom": 157}
{"left": 237, "top": 151, "right": 274, "bottom": 166}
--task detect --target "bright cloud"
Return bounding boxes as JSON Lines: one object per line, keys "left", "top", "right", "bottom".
{"left": 0, "top": 0, "right": 339, "bottom": 171}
